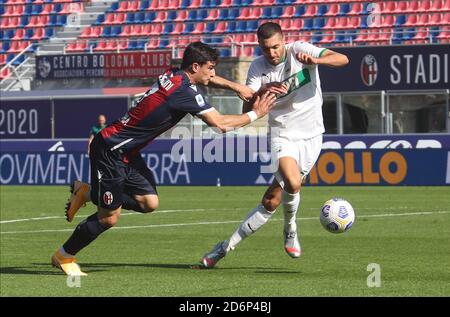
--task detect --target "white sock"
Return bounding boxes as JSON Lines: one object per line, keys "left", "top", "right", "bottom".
{"left": 282, "top": 191, "right": 300, "bottom": 233}
{"left": 228, "top": 204, "right": 274, "bottom": 251}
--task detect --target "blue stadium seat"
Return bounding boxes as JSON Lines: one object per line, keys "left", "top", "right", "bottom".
{"left": 159, "top": 39, "right": 170, "bottom": 48}
{"left": 206, "top": 22, "right": 216, "bottom": 33}
{"left": 303, "top": 18, "right": 313, "bottom": 30}
{"left": 183, "top": 23, "right": 195, "bottom": 34}
{"left": 136, "top": 39, "right": 147, "bottom": 50}
{"left": 135, "top": 12, "right": 145, "bottom": 23}
{"left": 313, "top": 18, "right": 325, "bottom": 30}
{"left": 169, "top": 10, "right": 179, "bottom": 21}
{"left": 3, "top": 29, "right": 14, "bottom": 40}
{"left": 163, "top": 23, "right": 174, "bottom": 34}
{"left": 230, "top": 8, "right": 240, "bottom": 20}
{"left": 45, "top": 27, "right": 54, "bottom": 39}
{"left": 294, "top": 6, "right": 305, "bottom": 17}
{"left": 261, "top": 7, "right": 271, "bottom": 19}
{"left": 317, "top": 5, "right": 328, "bottom": 16}
{"left": 145, "top": 12, "right": 156, "bottom": 23}
{"left": 1, "top": 42, "right": 10, "bottom": 53}
{"left": 198, "top": 9, "right": 208, "bottom": 20}
{"left": 181, "top": 0, "right": 191, "bottom": 9}
{"left": 227, "top": 21, "right": 236, "bottom": 32}
{"left": 103, "top": 26, "right": 112, "bottom": 37}
{"left": 95, "top": 14, "right": 105, "bottom": 25}
{"left": 247, "top": 20, "right": 258, "bottom": 32}
{"left": 312, "top": 32, "right": 323, "bottom": 43}
{"left": 339, "top": 4, "right": 350, "bottom": 16}
{"left": 219, "top": 9, "right": 229, "bottom": 20}
{"left": 32, "top": 4, "right": 43, "bottom": 15}
{"left": 24, "top": 4, "right": 32, "bottom": 15}
{"left": 220, "top": 48, "right": 231, "bottom": 57}
{"left": 111, "top": 26, "right": 122, "bottom": 37}
{"left": 12, "top": 54, "right": 25, "bottom": 66}
{"left": 48, "top": 14, "right": 58, "bottom": 26}
{"left": 57, "top": 15, "right": 67, "bottom": 26}
{"left": 6, "top": 53, "right": 16, "bottom": 64}
{"left": 128, "top": 39, "right": 138, "bottom": 50}
{"left": 20, "top": 16, "right": 29, "bottom": 27}
{"left": 254, "top": 46, "right": 262, "bottom": 56}
{"left": 271, "top": 7, "right": 283, "bottom": 18}
{"left": 53, "top": 3, "right": 62, "bottom": 13}
{"left": 25, "top": 29, "right": 34, "bottom": 39}
{"left": 236, "top": 21, "right": 247, "bottom": 32}
{"left": 126, "top": 13, "right": 135, "bottom": 24}
{"left": 140, "top": 0, "right": 150, "bottom": 10}
{"left": 107, "top": 2, "right": 119, "bottom": 12}
{"left": 395, "top": 15, "right": 406, "bottom": 26}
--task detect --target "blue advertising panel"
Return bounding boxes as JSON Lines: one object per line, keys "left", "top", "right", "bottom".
{"left": 0, "top": 99, "right": 52, "bottom": 139}
{"left": 1, "top": 135, "right": 449, "bottom": 186}
{"left": 53, "top": 97, "right": 129, "bottom": 138}
{"left": 321, "top": 44, "right": 449, "bottom": 92}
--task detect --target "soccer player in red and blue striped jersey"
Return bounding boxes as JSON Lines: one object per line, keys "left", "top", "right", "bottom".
{"left": 51, "top": 42, "right": 276, "bottom": 276}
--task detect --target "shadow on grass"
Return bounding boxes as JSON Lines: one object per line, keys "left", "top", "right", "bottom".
{"left": 0, "top": 266, "right": 62, "bottom": 276}
{"left": 0, "top": 263, "right": 301, "bottom": 275}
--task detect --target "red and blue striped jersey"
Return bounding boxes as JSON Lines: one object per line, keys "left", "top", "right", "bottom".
{"left": 100, "top": 69, "right": 213, "bottom": 161}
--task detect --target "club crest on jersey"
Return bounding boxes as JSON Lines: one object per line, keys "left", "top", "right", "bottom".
{"left": 103, "top": 191, "right": 113, "bottom": 206}
{"left": 195, "top": 94, "right": 206, "bottom": 107}
{"left": 361, "top": 54, "right": 378, "bottom": 87}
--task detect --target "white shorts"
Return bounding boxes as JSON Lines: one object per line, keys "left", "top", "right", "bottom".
{"left": 270, "top": 134, "right": 323, "bottom": 187}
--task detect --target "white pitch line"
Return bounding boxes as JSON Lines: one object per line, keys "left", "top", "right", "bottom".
{"left": 1, "top": 210, "right": 449, "bottom": 235}
{"left": 0, "top": 208, "right": 239, "bottom": 224}
{"left": 0, "top": 205, "right": 428, "bottom": 225}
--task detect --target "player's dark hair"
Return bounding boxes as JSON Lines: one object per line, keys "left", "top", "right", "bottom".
{"left": 257, "top": 22, "right": 283, "bottom": 40}
{"left": 181, "top": 42, "right": 219, "bottom": 70}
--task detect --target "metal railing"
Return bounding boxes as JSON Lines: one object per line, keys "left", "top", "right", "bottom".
{"left": 0, "top": 43, "right": 36, "bottom": 91}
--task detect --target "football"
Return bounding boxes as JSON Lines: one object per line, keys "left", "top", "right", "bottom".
{"left": 320, "top": 198, "right": 355, "bottom": 233}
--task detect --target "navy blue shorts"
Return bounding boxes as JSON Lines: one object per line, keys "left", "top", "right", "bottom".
{"left": 89, "top": 134, "right": 157, "bottom": 210}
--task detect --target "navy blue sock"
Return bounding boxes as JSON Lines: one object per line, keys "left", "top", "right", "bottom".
{"left": 63, "top": 212, "right": 108, "bottom": 255}
{"left": 122, "top": 194, "right": 145, "bottom": 213}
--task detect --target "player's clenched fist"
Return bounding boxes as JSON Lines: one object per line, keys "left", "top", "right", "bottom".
{"left": 296, "top": 52, "right": 318, "bottom": 65}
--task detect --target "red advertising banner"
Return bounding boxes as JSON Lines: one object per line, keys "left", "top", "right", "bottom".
{"left": 36, "top": 51, "right": 172, "bottom": 80}
{"left": 103, "top": 51, "right": 172, "bottom": 78}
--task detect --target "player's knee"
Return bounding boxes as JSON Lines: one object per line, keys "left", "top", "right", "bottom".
{"left": 262, "top": 194, "right": 281, "bottom": 211}
{"left": 99, "top": 213, "right": 120, "bottom": 228}
{"left": 284, "top": 178, "right": 301, "bottom": 194}
{"left": 141, "top": 197, "right": 159, "bottom": 213}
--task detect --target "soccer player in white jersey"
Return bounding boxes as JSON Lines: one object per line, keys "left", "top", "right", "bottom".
{"left": 200, "top": 22, "right": 349, "bottom": 268}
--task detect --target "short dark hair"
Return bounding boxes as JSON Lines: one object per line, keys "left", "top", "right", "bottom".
{"left": 257, "top": 22, "right": 283, "bottom": 40}
{"left": 181, "top": 42, "right": 219, "bottom": 70}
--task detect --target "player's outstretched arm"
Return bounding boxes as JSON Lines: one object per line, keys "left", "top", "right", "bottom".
{"left": 242, "top": 83, "right": 288, "bottom": 112}
{"left": 297, "top": 49, "right": 349, "bottom": 68}
{"left": 200, "top": 92, "right": 276, "bottom": 133}
{"left": 208, "top": 75, "right": 255, "bottom": 102}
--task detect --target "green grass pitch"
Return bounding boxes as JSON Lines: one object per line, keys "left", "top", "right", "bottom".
{"left": 1, "top": 185, "right": 449, "bottom": 297}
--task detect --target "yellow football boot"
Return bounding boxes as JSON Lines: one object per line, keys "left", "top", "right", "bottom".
{"left": 65, "top": 180, "right": 90, "bottom": 222}
{"left": 51, "top": 250, "right": 87, "bottom": 276}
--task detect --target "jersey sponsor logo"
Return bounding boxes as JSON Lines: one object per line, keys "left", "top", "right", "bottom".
{"left": 195, "top": 94, "right": 206, "bottom": 107}
{"left": 278, "top": 68, "right": 311, "bottom": 98}
{"left": 159, "top": 74, "right": 174, "bottom": 91}
{"left": 361, "top": 54, "right": 378, "bottom": 87}
{"left": 103, "top": 191, "right": 113, "bottom": 205}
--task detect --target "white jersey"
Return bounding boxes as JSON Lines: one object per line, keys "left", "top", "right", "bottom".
{"left": 246, "top": 41, "right": 327, "bottom": 140}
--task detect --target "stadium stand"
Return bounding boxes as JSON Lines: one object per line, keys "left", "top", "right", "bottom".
{"left": 1, "top": 0, "right": 450, "bottom": 86}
